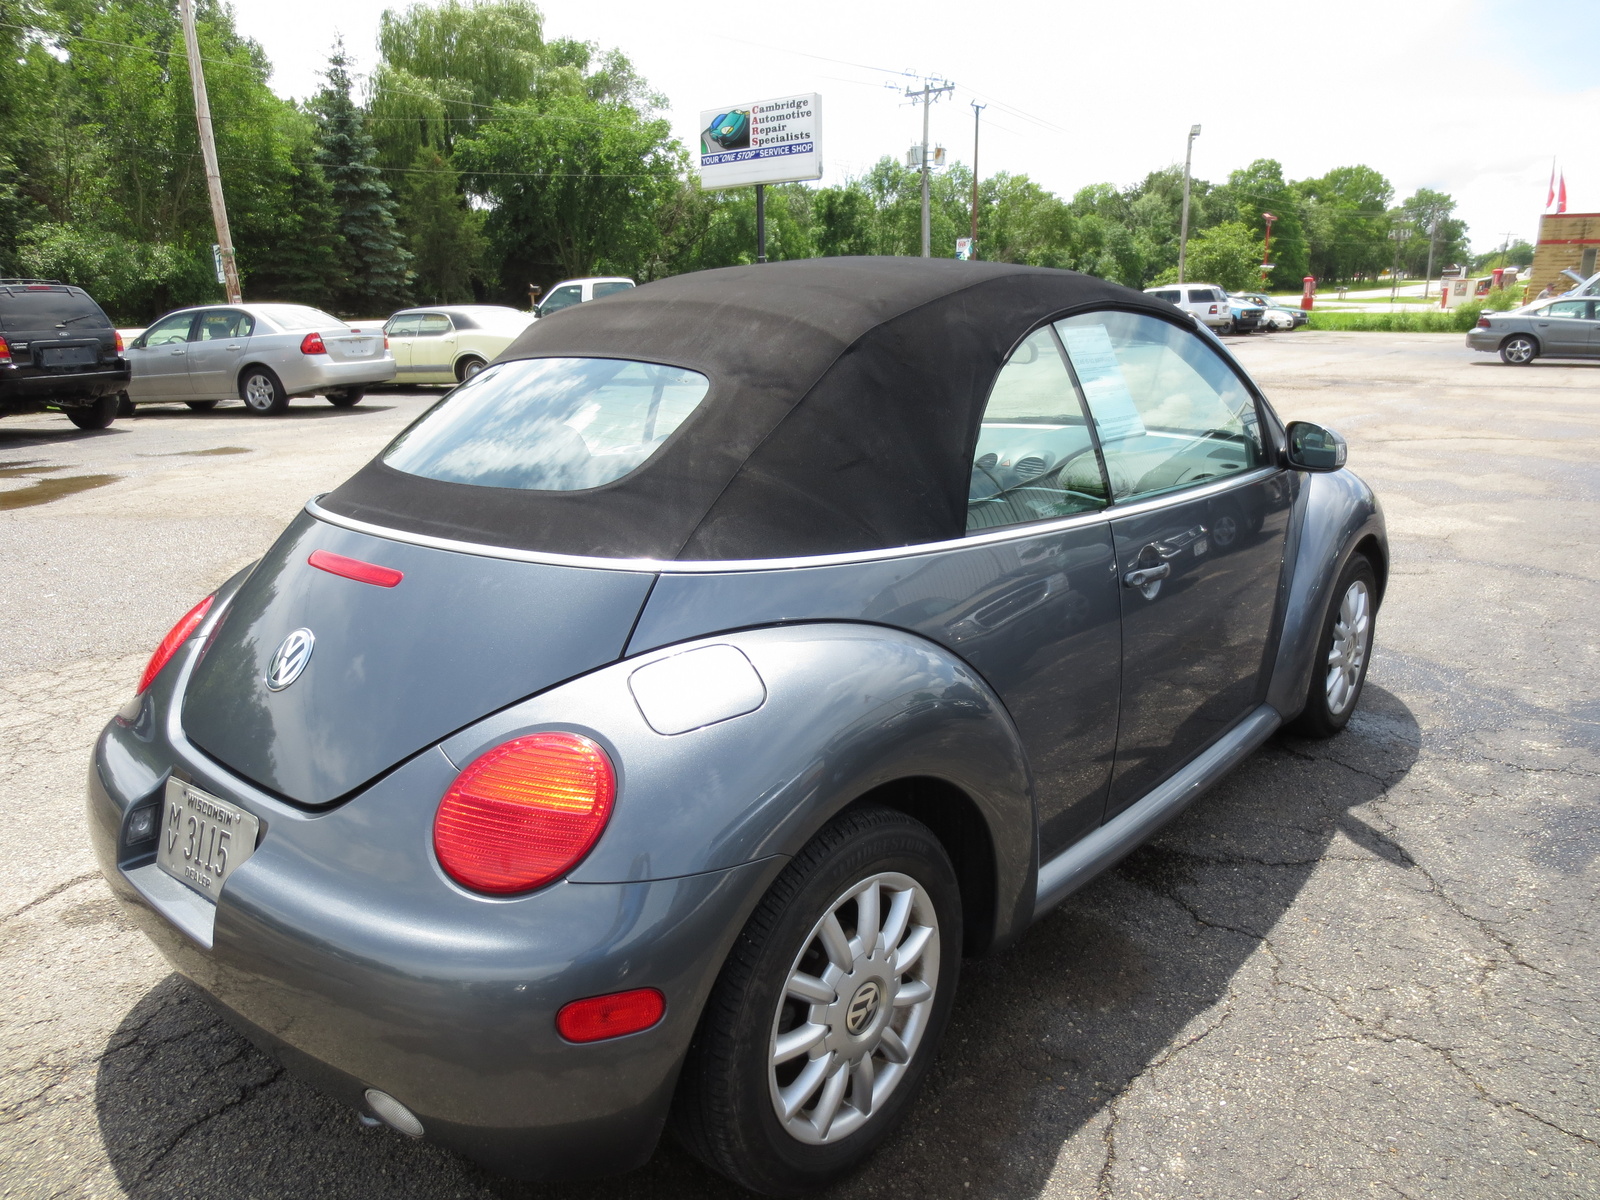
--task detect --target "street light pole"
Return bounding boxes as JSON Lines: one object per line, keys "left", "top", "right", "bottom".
{"left": 1177, "top": 124, "right": 1201, "bottom": 284}
{"left": 970, "top": 101, "right": 985, "bottom": 258}
{"left": 904, "top": 78, "right": 954, "bottom": 258}
{"left": 179, "top": 0, "right": 240, "bottom": 303}
{"left": 1260, "top": 212, "right": 1277, "bottom": 288}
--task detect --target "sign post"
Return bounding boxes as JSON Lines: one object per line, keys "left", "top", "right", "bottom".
{"left": 698, "top": 94, "right": 823, "bottom": 264}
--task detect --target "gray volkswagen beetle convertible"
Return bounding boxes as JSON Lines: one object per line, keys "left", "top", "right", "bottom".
{"left": 88, "top": 259, "right": 1385, "bottom": 1193}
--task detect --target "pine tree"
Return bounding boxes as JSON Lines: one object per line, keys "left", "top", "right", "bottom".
{"left": 314, "top": 43, "right": 411, "bottom": 314}
{"left": 401, "top": 147, "right": 486, "bottom": 304}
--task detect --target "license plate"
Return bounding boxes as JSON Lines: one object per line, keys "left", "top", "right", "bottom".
{"left": 41, "top": 346, "right": 96, "bottom": 367}
{"left": 156, "top": 778, "right": 261, "bottom": 901}
{"left": 345, "top": 339, "right": 374, "bottom": 357}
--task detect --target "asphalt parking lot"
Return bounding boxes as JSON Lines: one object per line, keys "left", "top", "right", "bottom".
{"left": 2, "top": 336, "right": 1596, "bottom": 1199}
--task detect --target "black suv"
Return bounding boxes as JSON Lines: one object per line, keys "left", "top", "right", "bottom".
{"left": 0, "top": 279, "right": 130, "bottom": 429}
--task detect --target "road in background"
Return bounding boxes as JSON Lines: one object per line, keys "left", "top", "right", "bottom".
{"left": 2, "top": 342, "right": 1596, "bottom": 1198}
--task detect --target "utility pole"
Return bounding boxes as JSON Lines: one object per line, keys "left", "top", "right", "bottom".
{"left": 1261, "top": 212, "right": 1277, "bottom": 288}
{"left": 179, "top": 0, "right": 240, "bottom": 303}
{"left": 1422, "top": 217, "right": 1439, "bottom": 298}
{"left": 1177, "top": 124, "right": 1201, "bottom": 284}
{"left": 755, "top": 184, "right": 766, "bottom": 264}
{"left": 969, "top": 101, "right": 985, "bottom": 257}
{"left": 904, "top": 77, "right": 954, "bottom": 257}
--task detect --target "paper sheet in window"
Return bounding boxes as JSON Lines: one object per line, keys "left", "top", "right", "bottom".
{"left": 1059, "top": 325, "right": 1147, "bottom": 442}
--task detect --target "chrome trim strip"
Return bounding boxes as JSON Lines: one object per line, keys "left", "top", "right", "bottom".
{"left": 304, "top": 467, "right": 1280, "bottom": 575}
{"left": 1032, "top": 702, "right": 1282, "bottom": 921}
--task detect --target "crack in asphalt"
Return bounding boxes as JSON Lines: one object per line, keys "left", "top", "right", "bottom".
{"left": 2, "top": 872, "right": 98, "bottom": 922}
{"left": 132, "top": 1047, "right": 286, "bottom": 1183}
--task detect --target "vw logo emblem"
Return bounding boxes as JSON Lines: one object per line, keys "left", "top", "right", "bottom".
{"left": 266, "top": 628, "right": 315, "bottom": 691}
{"left": 845, "top": 981, "right": 881, "bottom": 1036}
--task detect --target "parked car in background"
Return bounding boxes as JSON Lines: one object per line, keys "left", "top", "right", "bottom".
{"left": 92, "top": 259, "right": 1386, "bottom": 1194}
{"left": 383, "top": 305, "right": 535, "bottom": 384}
{"left": 124, "top": 304, "right": 396, "bottom": 415}
{"left": 1143, "top": 282, "right": 1232, "bottom": 331}
{"left": 1232, "top": 292, "right": 1308, "bottom": 330}
{"left": 536, "top": 276, "right": 635, "bottom": 317}
{"left": 0, "top": 279, "right": 129, "bottom": 429}
{"left": 1467, "top": 296, "right": 1599, "bottom": 364}
{"left": 1225, "top": 295, "right": 1266, "bottom": 334}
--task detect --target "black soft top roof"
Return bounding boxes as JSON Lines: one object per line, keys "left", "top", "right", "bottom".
{"left": 324, "top": 257, "right": 1176, "bottom": 561}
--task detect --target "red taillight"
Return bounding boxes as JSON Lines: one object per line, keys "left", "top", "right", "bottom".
{"left": 556, "top": 989, "right": 665, "bottom": 1043}
{"left": 0, "top": 336, "right": 10, "bottom": 365}
{"left": 384, "top": 335, "right": 390, "bottom": 350}
{"left": 114, "top": 330, "right": 124, "bottom": 353}
{"left": 434, "top": 733, "right": 616, "bottom": 894}
{"left": 300, "top": 331, "right": 326, "bottom": 355}
{"left": 1476, "top": 317, "right": 1490, "bottom": 329}
{"left": 308, "top": 549, "right": 403, "bottom": 587}
{"left": 137, "top": 594, "right": 215, "bottom": 694}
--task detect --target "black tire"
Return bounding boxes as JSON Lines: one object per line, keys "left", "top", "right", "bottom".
{"left": 675, "top": 806, "right": 962, "bottom": 1195}
{"left": 1221, "top": 319, "right": 1237, "bottom": 335}
{"left": 239, "top": 366, "right": 288, "bottom": 415}
{"left": 1499, "top": 334, "right": 1538, "bottom": 365}
{"left": 1287, "top": 554, "right": 1378, "bottom": 739}
{"left": 66, "top": 395, "right": 117, "bottom": 430}
{"left": 326, "top": 388, "right": 364, "bottom": 408}
{"left": 116, "top": 392, "right": 134, "bottom": 417}
{"left": 455, "top": 356, "right": 486, "bottom": 382}
{"left": 186, "top": 400, "right": 219, "bottom": 412}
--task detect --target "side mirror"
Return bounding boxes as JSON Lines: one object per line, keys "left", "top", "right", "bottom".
{"left": 1285, "top": 421, "right": 1347, "bottom": 472}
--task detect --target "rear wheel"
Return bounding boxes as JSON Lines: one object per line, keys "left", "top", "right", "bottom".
{"left": 456, "top": 356, "right": 486, "bottom": 382}
{"left": 326, "top": 388, "right": 364, "bottom": 408}
{"left": 1288, "top": 554, "right": 1377, "bottom": 739}
{"left": 186, "top": 400, "right": 219, "bottom": 412}
{"left": 1499, "top": 334, "right": 1537, "bottom": 365}
{"left": 240, "top": 366, "right": 288, "bottom": 415}
{"left": 66, "top": 395, "right": 117, "bottom": 430}
{"left": 676, "top": 806, "right": 960, "bottom": 1195}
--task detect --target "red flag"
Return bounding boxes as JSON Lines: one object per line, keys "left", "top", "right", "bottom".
{"left": 1557, "top": 172, "right": 1567, "bottom": 214}
{"left": 1548, "top": 164, "right": 1557, "bottom": 208}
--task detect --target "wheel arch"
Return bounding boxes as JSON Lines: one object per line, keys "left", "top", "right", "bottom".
{"left": 453, "top": 351, "right": 487, "bottom": 381}
{"left": 1500, "top": 330, "right": 1540, "bottom": 355}
{"left": 236, "top": 361, "right": 281, "bottom": 394}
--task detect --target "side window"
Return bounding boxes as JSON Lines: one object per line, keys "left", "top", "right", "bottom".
{"left": 416, "top": 313, "right": 453, "bottom": 336}
{"left": 1546, "top": 301, "right": 1585, "bottom": 319}
{"left": 592, "top": 281, "right": 634, "bottom": 299}
{"left": 967, "top": 327, "right": 1108, "bottom": 533}
{"left": 194, "top": 309, "right": 251, "bottom": 340}
{"left": 1187, "top": 288, "right": 1216, "bottom": 305}
{"left": 1055, "top": 311, "right": 1267, "bottom": 503}
{"left": 1151, "top": 289, "right": 1181, "bottom": 303}
{"left": 141, "top": 312, "right": 194, "bottom": 347}
{"left": 386, "top": 314, "right": 420, "bottom": 338}
{"left": 541, "top": 285, "right": 583, "bottom": 314}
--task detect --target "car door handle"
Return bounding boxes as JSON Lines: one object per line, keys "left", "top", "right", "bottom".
{"left": 170, "top": 348, "right": 186, "bottom": 355}
{"left": 226, "top": 344, "right": 240, "bottom": 350}
{"left": 1123, "top": 564, "right": 1171, "bottom": 589}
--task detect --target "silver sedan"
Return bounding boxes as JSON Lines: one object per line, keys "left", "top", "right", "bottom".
{"left": 124, "top": 303, "right": 397, "bottom": 414}
{"left": 1466, "top": 296, "right": 1599, "bottom": 364}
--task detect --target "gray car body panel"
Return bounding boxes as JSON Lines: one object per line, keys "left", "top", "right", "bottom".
{"left": 87, "top": 296, "right": 1387, "bottom": 1181}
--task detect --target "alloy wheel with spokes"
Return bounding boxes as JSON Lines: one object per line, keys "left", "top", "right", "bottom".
{"left": 1290, "top": 553, "right": 1378, "bottom": 738}
{"left": 769, "top": 870, "right": 939, "bottom": 1145}
{"left": 1500, "top": 335, "right": 1537, "bottom": 365}
{"left": 675, "top": 805, "right": 961, "bottom": 1195}
{"left": 1325, "top": 578, "right": 1371, "bottom": 716}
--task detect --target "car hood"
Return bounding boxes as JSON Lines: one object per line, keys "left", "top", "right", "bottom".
{"left": 181, "top": 510, "right": 655, "bottom": 807}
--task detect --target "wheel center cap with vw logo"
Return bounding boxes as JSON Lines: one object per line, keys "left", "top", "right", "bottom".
{"left": 845, "top": 981, "right": 882, "bottom": 1036}
{"left": 266, "top": 628, "right": 315, "bottom": 691}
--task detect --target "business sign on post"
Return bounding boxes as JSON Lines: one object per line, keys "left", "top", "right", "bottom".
{"left": 698, "top": 94, "right": 823, "bottom": 190}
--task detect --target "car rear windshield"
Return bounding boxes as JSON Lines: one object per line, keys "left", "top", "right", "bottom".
{"left": 383, "top": 357, "right": 711, "bottom": 492}
{"left": 0, "top": 287, "right": 112, "bottom": 332}
{"left": 258, "top": 305, "right": 344, "bottom": 331}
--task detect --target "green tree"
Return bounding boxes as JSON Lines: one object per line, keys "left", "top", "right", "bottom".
{"left": 401, "top": 147, "right": 486, "bottom": 302}
{"left": 1217, "top": 159, "right": 1307, "bottom": 289}
{"left": 246, "top": 111, "right": 343, "bottom": 307}
{"left": 315, "top": 44, "right": 412, "bottom": 314}
{"left": 1297, "top": 165, "right": 1394, "bottom": 282}
{"left": 1398, "top": 188, "right": 1469, "bottom": 277}
{"left": 1177, "top": 221, "right": 1262, "bottom": 292}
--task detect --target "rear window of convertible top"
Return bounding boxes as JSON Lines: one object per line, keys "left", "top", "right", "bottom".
{"left": 382, "top": 357, "right": 711, "bottom": 492}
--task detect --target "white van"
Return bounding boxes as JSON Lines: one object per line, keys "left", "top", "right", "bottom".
{"left": 1144, "top": 283, "right": 1232, "bottom": 331}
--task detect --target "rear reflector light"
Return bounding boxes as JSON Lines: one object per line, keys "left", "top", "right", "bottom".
{"left": 138, "top": 594, "right": 215, "bottom": 693}
{"left": 300, "top": 331, "right": 326, "bottom": 355}
{"left": 434, "top": 733, "right": 616, "bottom": 894}
{"left": 308, "top": 549, "right": 403, "bottom": 587}
{"left": 556, "top": 989, "right": 665, "bottom": 1043}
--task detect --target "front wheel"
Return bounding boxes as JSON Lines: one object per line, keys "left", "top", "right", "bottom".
{"left": 1499, "top": 334, "right": 1537, "bottom": 365}
{"left": 240, "top": 367, "right": 288, "bottom": 415}
{"left": 456, "top": 356, "right": 487, "bottom": 382}
{"left": 1288, "top": 554, "right": 1377, "bottom": 738}
{"left": 675, "top": 806, "right": 961, "bottom": 1195}
{"left": 66, "top": 395, "right": 118, "bottom": 430}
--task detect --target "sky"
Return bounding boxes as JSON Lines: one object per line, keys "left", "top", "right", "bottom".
{"left": 232, "top": 0, "right": 1599, "bottom": 256}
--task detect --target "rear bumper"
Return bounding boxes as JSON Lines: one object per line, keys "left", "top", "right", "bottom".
{"left": 1465, "top": 329, "right": 1501, "bottom": 352}
{"left": 0, "top": 363, "right": 130, "bottom": 405}
{"left": 275, "top": 355, "right": 397, "bottom": 397}
{"left": 87, "top": 652, "right": 778, "bottom": 1180}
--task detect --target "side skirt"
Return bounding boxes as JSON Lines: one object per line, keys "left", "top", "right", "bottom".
{"left": 1032, "top": 703, "right": 1281, "bottom": 921}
